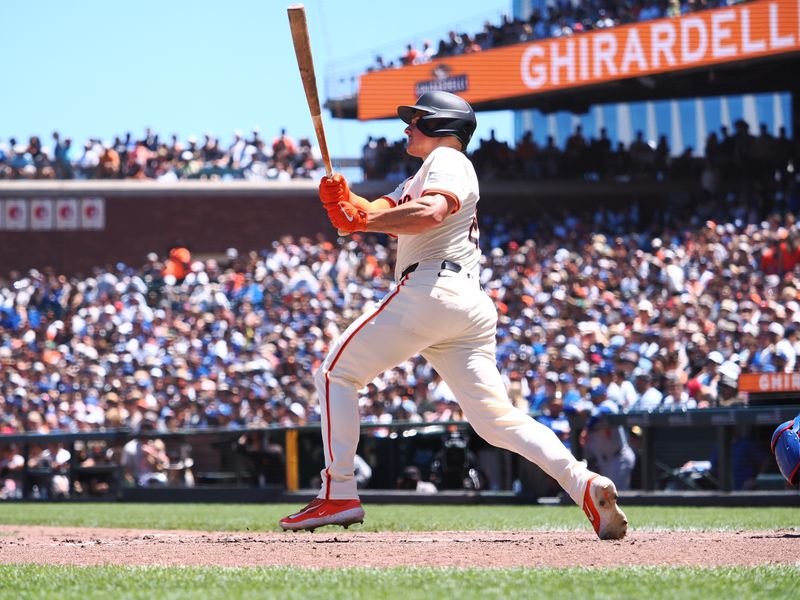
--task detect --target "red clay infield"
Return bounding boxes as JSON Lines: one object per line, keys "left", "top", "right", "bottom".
{"left": 1, "top": 526, "right": 797, "bottom": 568}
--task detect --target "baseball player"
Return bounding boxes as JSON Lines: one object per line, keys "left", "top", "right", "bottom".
{"left": 279, "top": 91, "right": 628, "bottom": 540}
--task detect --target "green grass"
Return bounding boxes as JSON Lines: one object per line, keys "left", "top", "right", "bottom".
{"left": 1, "top": 565, "right": 798, "bottom": 600}
{"left": 1, "top": 504, "right": 798, "bottom": 598}
{"left": 0, "top": 502, "right": 796, "bottom": 532}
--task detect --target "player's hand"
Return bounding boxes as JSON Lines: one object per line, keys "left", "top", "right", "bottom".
{"left": 319, "top": 173, "right": 350, "bottom": 206}
{"left": 327, "top": 201, "right": 367, "bottom": 232}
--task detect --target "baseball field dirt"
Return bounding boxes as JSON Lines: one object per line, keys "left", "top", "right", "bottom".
{"left": 0, "top": 525, "right": 796, "bottom": 568}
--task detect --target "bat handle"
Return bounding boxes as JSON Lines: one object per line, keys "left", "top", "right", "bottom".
{"left": 327, "top": 171, "right": 348, "bottom": 237}
{"left": 323, "top": 166, "right": 347, "bottom": 236}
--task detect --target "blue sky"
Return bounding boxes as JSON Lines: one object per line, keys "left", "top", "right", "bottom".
{"left": 1, "top": 0, "right": 512, "bottom": 159}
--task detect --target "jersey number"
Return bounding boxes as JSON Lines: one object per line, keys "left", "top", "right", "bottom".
{"left": 468, "top": 211, "right": 479, "bottom": 248}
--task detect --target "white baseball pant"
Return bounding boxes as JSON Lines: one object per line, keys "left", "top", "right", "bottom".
{"left": 313, "top": 261, "right": 590, "bottom": 504}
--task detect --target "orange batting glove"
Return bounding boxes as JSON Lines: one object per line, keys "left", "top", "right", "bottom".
{"left": 319, "top": 173, "right": 350, "bottom": 207}
{"left": 327, "top": 201, "right": 368, "bottom": 232}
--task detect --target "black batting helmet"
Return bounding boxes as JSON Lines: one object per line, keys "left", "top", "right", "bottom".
{"left": 397, "top": 91, "right": 477, "bottom": 150}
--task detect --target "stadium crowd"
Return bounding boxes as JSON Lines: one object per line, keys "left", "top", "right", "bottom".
{"left": 0, "top": 129, "right": 324, "bottom": 181}
{"left": 2, "top": 191, "right": 800, "bottom": 441}
{"left": 2, "top": 158, "right": 799, "bottom": 495}
{"left": 371, "top": 0, "right": 749, "bottom": 70}
{"left": 363, "top": 121, "right": 797, "bottom": 188}
{"left": 4, "top": 118, "right": 794, "bottom": 191}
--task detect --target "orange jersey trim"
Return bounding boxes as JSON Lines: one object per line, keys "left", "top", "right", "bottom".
{"left": 421, "top": 188, "right": 461, "bottom": 214}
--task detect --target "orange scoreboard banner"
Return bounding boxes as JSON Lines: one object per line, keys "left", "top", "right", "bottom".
{"left": 357, "top": 0, "right": 800, "bottom": 120}
{"left": 738, "top": 372, "right": 800, "bottom": 393}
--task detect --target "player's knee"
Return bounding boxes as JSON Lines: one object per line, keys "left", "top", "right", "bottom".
{"left": 468, "top": 420, "right": 504, "bottom": 447}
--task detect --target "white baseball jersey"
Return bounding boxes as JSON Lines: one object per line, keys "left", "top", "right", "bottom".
{"left": 311, "top": 142, "right": 596, "bottom": 514}
{"left": 382, "top": 146, "right": 481, "bottom": 280}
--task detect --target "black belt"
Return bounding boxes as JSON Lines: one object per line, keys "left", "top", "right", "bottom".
{"left": 401, "top": 260, "right": 463, "bottom": 279}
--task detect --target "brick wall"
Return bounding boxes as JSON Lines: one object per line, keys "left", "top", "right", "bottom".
{"left": 0, "top": 180, "right": 689, "bottom": 276}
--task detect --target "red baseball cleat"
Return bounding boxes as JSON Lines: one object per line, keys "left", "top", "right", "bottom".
{"left": 279, "top": 498, "right": 365, "bottom": 532}
{"left": 582, "top": 474, "right": 628, "bottom": 540}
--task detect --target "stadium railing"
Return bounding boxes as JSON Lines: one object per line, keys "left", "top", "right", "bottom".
{"left": 603, "top": 405, "right": 800, "bottom": 491}
{"left": 2, "top": 404, "right": 798, "bottom": 501}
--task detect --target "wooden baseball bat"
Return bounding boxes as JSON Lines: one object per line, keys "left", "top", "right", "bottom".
{"left": 287, "top": 4, "right": 333, "bottom": 178}
{"left": 288, "top": 5, "right": 352, "bottom": 237}
{"left": 287, "top": 4, "right": 347, "bottom": 236}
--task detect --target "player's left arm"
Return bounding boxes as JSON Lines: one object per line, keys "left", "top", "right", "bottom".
{"left": 325, "top": 149, "right": 465, "bottom": 233}
{"left": 361, "top": 193, "right": 455, "bottom": 235}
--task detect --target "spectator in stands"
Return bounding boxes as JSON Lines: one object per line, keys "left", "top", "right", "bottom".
{"left": 365, "top": 0, "right": 745, "bottom": 76}
{"left": 695, "top": 350, "right": 724, "bottom": 402}
{"left": 3, "top": 180, "right": 800, "bottom": 450}
{"left": 609, "top": 353, "right": 639, "bottom": 411}
{"left": 536, "top": 395, "right": 571, "bottom": 450}
{"left": 97, "top": 144, "right": 121, "bottom": 179}
{"left": 52, "top": 132, "right": 74, "bottom": 179}
{"left": 660, "top": 372, "right": 696, "bottom": 409}
{"left": 462, "top": 34, "right": 482, "bottom": 54}
{"left": 717, "top": 362, "right": 745, "bottom": 407}
{"left": 528, "top": 371, "right": 558, "bottom": 413}
{"left": 396, "top": 465, "right": 438, "bottom": 493}
{"left": 228, "top": 130, "right": 247, "bottom": 169}
{"left": 711, "top": 425, "right": 770, "bottom": 490}
{"left": 400, "top": 43, "right": 419, "bottom": 66}
{"left": 580, "top": 384, "right": 636, "bottom": 491}
{"left": 161, "top": 246, "right": 191, "bottom": 283}
{"left": 0, "top": 445, "right": 24, "bottom": 499}
{"left": 630, "top": 369, "right": 663, "bottom": 411}
{"left": 75, "top": 141, "right": 99, "bottom": 178}
{"left": 416, "top": 40, "right": 436, "bottom": 64}
{"left": 121, "top": 416, "right": 170, "bottom": 487}
{"left": 0, "top": 128, "right": 322, "bottom": 181}
{"left": 25, "top": 442, "right": 70, "bottom": 499}
{"left": 776, "top": 325, "right": 798, "bottom": 371}
{"left": 564, "top": 126, "right": 587, "bottom": 177}
{"left": 272, "top": 128, "right": 297, "bottom": 158}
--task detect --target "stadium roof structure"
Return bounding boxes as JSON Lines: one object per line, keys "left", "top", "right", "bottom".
{"left": 326, "top": 0, "right": 800, "bottom": 119}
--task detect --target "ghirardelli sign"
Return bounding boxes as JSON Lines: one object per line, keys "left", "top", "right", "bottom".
{"left": 415, "top": 64, "right": 469, "bottom": 96}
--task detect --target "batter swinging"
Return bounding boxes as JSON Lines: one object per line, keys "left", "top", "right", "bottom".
{"left": 280, "top": 91, "right": 628, "bottom": 540}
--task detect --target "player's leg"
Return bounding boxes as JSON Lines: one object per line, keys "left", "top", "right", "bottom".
{"left": 423, "top": 339, "right": 628, "bottom": 540}
{"left": 313, "top": 279, "right": 448, "bottom": 500}
{"left": 313, "top": 316, "right": 425, "bottom": 500}
{"left": 422, "top": 342, "right": 588, "bottom": 500}
{"left": 314, "top": 272, "right": 481, "bottom": 500}
{"left": 284, "top": 274, "right": 448, "bottom": 516}
{"left": 281, "top": 276, "right": 444, "bottom": 530}
{"left": 281, "top": 295, "right": 424, "bottom": 529}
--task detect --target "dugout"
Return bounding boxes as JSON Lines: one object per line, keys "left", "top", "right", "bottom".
{"left": 2, "top": 405, "right": 798, "bottom": 504}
